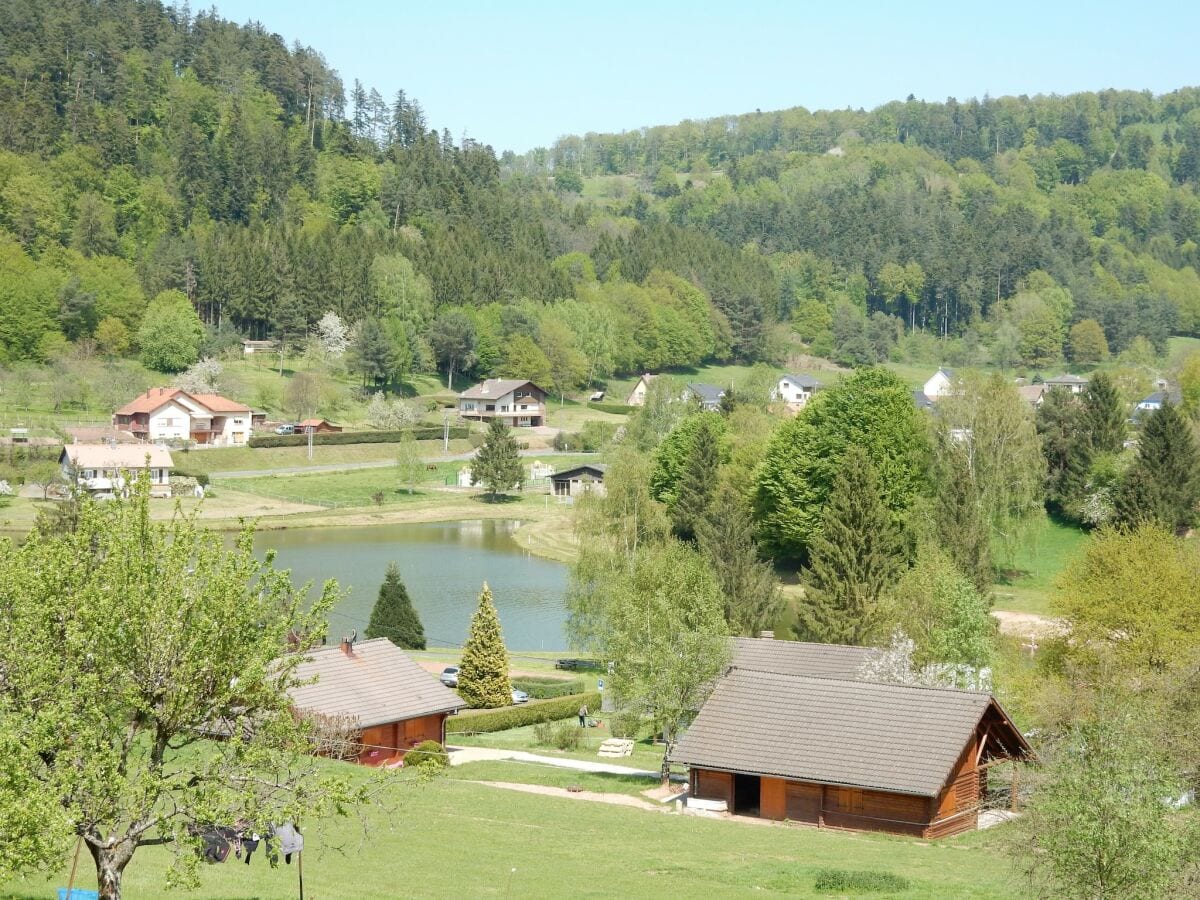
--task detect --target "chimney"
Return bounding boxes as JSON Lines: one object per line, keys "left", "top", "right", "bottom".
{"left": 339, "top": 629, "right": 358, "bottom": 655}
{"left": 758, "top": 630, "right": 775, "bottom": 640}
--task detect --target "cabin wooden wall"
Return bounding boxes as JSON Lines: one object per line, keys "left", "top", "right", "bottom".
{"left": 356, "top": 713, "right": 449, "bottom": 767}
{"left": 692, "top": 769, "right": 733, "bottom": 808}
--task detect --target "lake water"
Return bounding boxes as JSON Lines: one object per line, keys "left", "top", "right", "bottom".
{"left": 253, "top": 520, "right": 569, "bottom": 650}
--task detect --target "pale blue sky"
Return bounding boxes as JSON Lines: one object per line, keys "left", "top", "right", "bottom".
{"left": 211, "top": 0, "right": 1200, "bottom": 153}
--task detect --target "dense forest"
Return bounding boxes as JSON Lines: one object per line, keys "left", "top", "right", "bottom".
{"left": 1, "top": 0, "right": 1199, "bottom": 388}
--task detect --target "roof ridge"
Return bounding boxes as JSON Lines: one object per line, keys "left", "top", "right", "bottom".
{"left": 726, "top": 665, "right": 992, "bottom": 697}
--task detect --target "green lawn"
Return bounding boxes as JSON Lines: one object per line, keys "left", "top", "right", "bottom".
{"left": 446, "top": 758, "right": 657, "bottom": 795}
{"left": 448, "top": 717, "right": 668, "bottom": 772}
{"left": 175, "top": 439, "right": 473, "bottom": 475}
{"left": 992, "top": 517, "right": 1090, "bottom": 616}
{"left": 2, "top": 767, "right": 1023, "bottom": 899}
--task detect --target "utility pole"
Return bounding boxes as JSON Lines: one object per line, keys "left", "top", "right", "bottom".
{"left": 442, "top": 410, "right": 450, "bottom": 454}
{"left": 307, "top": 424, "right": 314, "bottom": 461}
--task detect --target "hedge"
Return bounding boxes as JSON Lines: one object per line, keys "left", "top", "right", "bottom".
{"left": 248, "top": 426, "right": 468, "bottom": 449}
{"left": 587, "top": 401, "right": 635, "bottom": 415}
{"left": 446, "top": 691, "right": 601, "bottom": 735}
{"left": 511, "top": 677, "right": 588, "bottom": 699}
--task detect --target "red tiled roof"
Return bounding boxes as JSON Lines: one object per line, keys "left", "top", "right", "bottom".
{"left": 114, "top": 388, "right": 249, "bottom": 416}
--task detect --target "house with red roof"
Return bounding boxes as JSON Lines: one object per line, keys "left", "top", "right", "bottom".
{"left": 113, "top": 388, "right": 253, "bottom": 446}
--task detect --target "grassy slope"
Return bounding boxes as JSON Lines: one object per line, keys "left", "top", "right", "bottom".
{"left": 992, "top": 517, "right": 1090, "bottom": 616}
{"left": 2, "top": 768, "right": 1021, "bottom": 899}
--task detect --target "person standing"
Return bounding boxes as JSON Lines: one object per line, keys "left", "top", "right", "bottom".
{"left": 578, "top": 703, "right": 589, "bottom": 727}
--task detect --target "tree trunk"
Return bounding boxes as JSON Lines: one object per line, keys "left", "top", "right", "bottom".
{"left": 88, "top": 841, "right": 134, "bottom": 900}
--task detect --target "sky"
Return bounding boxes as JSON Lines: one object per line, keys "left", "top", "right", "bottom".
{"left": 211, "top": 0, "right": 1200, "bottom": 154}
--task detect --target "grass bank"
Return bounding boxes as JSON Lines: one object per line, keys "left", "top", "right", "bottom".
{"left": 992, "top": 517, "right": 1090, "bottom": 616}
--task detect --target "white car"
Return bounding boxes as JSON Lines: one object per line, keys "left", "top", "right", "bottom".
{"left": 440, "top": 666, "right": 459, "bottom": 687}
{"left": 511, "top": 689, "right": 529, "bottom": 704}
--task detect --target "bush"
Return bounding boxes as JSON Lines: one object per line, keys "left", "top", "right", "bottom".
{"left": 813, "top": 869, "right": 911, "bottom": 894}
{"left": 511, "top": 677, "right": 587, "bottom": 699}
{"left": 248, "top": 426, "right": 467, "bottom": 448}
{"left": 607, "top": 709, "right": 643, "bottom": 739}
{"left": 587, "top": 401, "right": 635, "bottom": 415}
{"left": 405, "top": 739, "right": 448, "bottom": 771}
{"left": 532, "top": 720, "right": 582, "bottom": 750}
{"left": 447, "top": 692, "right": 601, "bottom": 735}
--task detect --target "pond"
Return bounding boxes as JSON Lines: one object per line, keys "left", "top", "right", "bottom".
{"left": 253, "top": 520, "right": 569, "bottom": 651}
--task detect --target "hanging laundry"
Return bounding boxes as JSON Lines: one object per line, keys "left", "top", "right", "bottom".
{"left": 274, "top": 822, "right": 303, "bottom": 864}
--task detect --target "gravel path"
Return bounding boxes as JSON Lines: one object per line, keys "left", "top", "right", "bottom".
{"left": 447, "top": 745, "right": 658, "bottom": 778}
{"left": 467, "top": 781, "right": 665, "bottom": 811}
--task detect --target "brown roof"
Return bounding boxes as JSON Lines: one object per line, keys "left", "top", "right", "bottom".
{"left": 671, "top": 669, "right": 1029, "bottom": 797}
{"left": 458, "top": 379, "right": 544, "bottom": 400}
{"left": 730, "top": 637, "right": 872, "bottom": 679}
{"left": 115, "top": 388, "right": 250, "bottom": 416}
{"left": 289, "top": 638, "right": 464, "bottom": 728}
{"left": 62, "top": 443, "right": 174, "bottom": 469}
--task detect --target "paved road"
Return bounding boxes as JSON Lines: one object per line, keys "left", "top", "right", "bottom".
{"left": 212, "top": 448, "right": 593, "bottom": 479}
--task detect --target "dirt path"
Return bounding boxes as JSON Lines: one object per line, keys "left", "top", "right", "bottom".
{"left": 468, "top": 780, "right": 664, "bottom": 812}
{"left": 991, "top": 609, "right": 1065, "bottom": 641}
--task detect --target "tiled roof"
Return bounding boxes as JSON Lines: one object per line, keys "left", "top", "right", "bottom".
{"left": 671, "top": 669, "right": 1011, "bottom": 796}
{"left": 686, "top": 383, "right": 725, "bottom": 404}
{"left": 458, "top": 379, "right": 543, "bottom": 399}
{"left": 289, "top": 638, "right": 464, "bottom": 728}
{"left": 730, "top": 637, "right": 871, "bottom": 679}
{"left": 114, "top": 388, "right": 249, "bottom": 416}
{"left": 1045, "top": 373, "right": 1088, "bottom": 385}
{"left": 782, "top": 374, "right": 822, "bottom": 388}
{"left": 913, "top": 390, "right": 933, "bottom": 409}
{"left": 187, "top": 392, "right": 251, "bottom": 413}
{"left": 550, "top": 463, "right": 609, "bottom": 479}
{"left": 62, "top": 443, "right": 174, "bottom": 468}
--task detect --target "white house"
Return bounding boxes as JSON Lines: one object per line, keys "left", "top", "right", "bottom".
{"left": 1044, "top": 374, "right": 1089, "bottom": 394}
{"left": 61, "top": 444, "right": 174, "bottom": 498}
{"left": 241, "top": 339, "right": 277, "bottom": 356}
{"left": 457, "top": 379, "right": 546, "bottom": 427}
{"left": 626, "top": 374, "right": 657, "bottom": 407}
{"left": 774, "top": 374, "right": 822, "bottom": 409}
{"left": 923, "top": 368, "right": 956, "bottom": 400}
{"left": 113, "top": 388, "right": 252, "bottom": 446}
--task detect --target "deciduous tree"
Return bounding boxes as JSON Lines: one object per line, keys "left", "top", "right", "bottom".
{"left": 136, "top": 290, "right": 204, "bottom": 373}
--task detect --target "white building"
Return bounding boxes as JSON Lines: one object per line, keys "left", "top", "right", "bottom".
{"left": 61, "top": 444, "right": 174, "bottom": 498}
{"left": 774, "top": 374, "right": 822, "bottom": 409}
{"left": 625, "top": 374, "right": 657, "bottom": 407}
{"left": 1044, "top": 374, "right": 1089, "bottom": 395}
{"left": 113, "top": 388, "right": 252, "bottom": 446}
{"left": 457, "top": 379, "right": 546, "bottom": 427}
{"left": 923, "top": 368, "right": 957, "bottom": 400}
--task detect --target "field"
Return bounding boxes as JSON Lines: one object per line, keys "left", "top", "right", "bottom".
{"left": 992, "top": 517, "right": 1090, "bottom": 616}
{"left": 0, "top": 763, "right": 1023, "bottom": 899}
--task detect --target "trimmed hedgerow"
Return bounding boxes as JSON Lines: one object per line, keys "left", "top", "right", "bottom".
{"left": 587, "top": 401, "right": 635, "bottom": 415}
{"left": 405, "top": 740, "right": 449, "bottom": 770}
{"left": 813, "top": 869, "right": 911, "bottom": 893}
{"left": 446, "top": 692, "right": 601, "bottom": 735}
{"left": 248, "top": 426, "right": 468, "bottom": 449}
{"left": 511, "top": 677, "right": 588, "bottom": 699}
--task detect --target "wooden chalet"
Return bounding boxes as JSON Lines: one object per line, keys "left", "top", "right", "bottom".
{"left": 289, "top": 637, "right": 464, "bottom": 766}
{"left": 297, "top": 418, "right": 342, "bottom": 434}
{"left": 550, "top": 463, "right": 608, "bottom": 498}
{"left": 671, "top": 638, "right": 1032, "bottom": 839}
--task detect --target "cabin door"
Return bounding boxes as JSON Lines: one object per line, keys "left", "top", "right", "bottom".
{"left": 733, "top": 773, "right": 761, "bottom": 816}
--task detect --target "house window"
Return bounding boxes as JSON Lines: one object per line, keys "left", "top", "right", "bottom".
{"left": 232, "top": 418, "right": 244, "bottom": 425}
{"left": 162, "top": 417, "right": 176, "bottom": 426}
{"left": 485, "top": 404, "right": 495, "bottom": 412}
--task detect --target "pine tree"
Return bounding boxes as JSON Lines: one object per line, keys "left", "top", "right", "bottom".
{"left": 932, "top": 444, "right": 994, "bottom": 594}
{"left": 697, "top": 484, "right": 782, "bottom": 636}
{"left": 798, "top": 446, "right": 905, "bottom": 644}
{"left": 472, "top": 418, "right": 524, "bottom": 500}
{"left": 1114, "top": 403, "right": 1200, "bottom": 531}
{"left": 365, "top": 562, "right": 425, "bottom": 650}
{"left": 457, "top": 583, "right": 511, "bottom": 708}
{"left": 669, "top": 415, "right": 721, "bottom": 541}
{"left": 1081, "top": 372, "right": 1126, "bottom": 454}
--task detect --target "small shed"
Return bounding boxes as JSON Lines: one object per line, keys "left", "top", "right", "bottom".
{"left": 550, "top": 463, "right": 608, "bottom": 498}
{"left": 456, "top": 466, "right": 474, "bottom": 487}
{"left": 241, "top": 339, "right": 277, "bottom": 356}
{"left": 289, "top": 637, "right": 464, "bottom": 767}
{"left": 298, "top": 418, "right": 342, "bottom": 434}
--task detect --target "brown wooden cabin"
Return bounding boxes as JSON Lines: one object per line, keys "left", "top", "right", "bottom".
{"left": 672, "top": 639, "right": 1032, "bottom": 839}
{"left": 297, "top": 418, "right": 342, "bottom": 434}
{"left": 289, "top": 637, "right": 464, "bottom": 767}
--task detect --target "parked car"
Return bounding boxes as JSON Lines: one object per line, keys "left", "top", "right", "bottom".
{"left": 440, "top": 666, "right": 459, "bottom": 687}
{"left": 511, "top": 688, "right": 529, "bottom": 704}
{"left": 274, "top": 423, "right": 295, "bottom": 435}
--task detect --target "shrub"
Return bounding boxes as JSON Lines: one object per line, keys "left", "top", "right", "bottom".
{"left": 532, "top": 720, "right": 582, "bottom": 750}
{"left": 511, "top": 677, "right": 587, "bottom": 699}
{"left": 405, "top": 740, "right": 448, "bottom": 771}
{"left": 812, "top": 869, "right": 911, "bottom": 894}
{"left": 447, "top": 692, "right": 601, "bottom": 735}
{"left": 607, "top": 709, "right": 643, "bottom": 739}
{"left": 248, "top": 426, "right": 467, "bottom": 449}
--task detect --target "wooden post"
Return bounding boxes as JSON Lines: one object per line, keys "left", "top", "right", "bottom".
{"left": 1011, "top": 765, "right": 1020, "bottom": 813}
{"left": 298, "top": 849, "right": 304, "bottom": 900}
{"left": 65, "top": 835, "right": 83, "bottom": 898}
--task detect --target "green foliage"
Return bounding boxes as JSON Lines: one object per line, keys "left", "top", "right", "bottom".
{"left": 137, "top": 289, "right": 204, "bottom": 373}
{"left": 472, "top": 418, "right": 525, "bottom": 499}
{"left": 457, "top": 583, "right": 512, "bottom": 709}
{"left": 1114, "top": 402, "right": 1200, "bottom": 530}
{"left": 586, "top": 401, "right": 636, "bottom": 415}
{"left": 697, "top": 484, "right": 783, "bottom": 637}
{"left": 798, "top": 447, "right": 905, "bottom": 645}
{"left": 1081, "top": 372, "right": 1128, "bottom": 454}
{"left": 813, "top": 868, "right": 911, "bottom": 894}
{"left": 754, "top": 367, "right": 929, "bottom": 560}
{"left": 668, "top": 414, "right": 722, "bottom": 541}
{"left": 365, "top": 562, "right": 425, "bottom": 650}
{"left": 248, "top": 426, "right": 466, "bottom": 448}
{"left": 889, "top": 546, "right": 995, "bottom": 668}
{"left": 510, "top": 677, "right": 587, "bottom": 699}
{"left": 649, "top": 412, "right": 726, "bottom": 505}
{"left": 405, "top": 740, "right": 448, "bottom": 771}
{"left": 447, "top": 692, "right": 601, "bottom": 734}
{"left": 930, "top": 445, "right": 994, "bottom": 593}
{"left": 606, "top": 709, "right": 644, "bottom": 740}
{"left": 532, "top": 720, "right": 582, "bottom": 750}
{"left": 1068, "top": 319, "right": 1110, "bottom": 365}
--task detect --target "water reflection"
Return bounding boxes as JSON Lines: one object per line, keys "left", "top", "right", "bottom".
{"left": 254, "top": 520, "right": 568, "bottom": 651}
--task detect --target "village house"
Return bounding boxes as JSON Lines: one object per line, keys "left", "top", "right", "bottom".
{"left": 922, "top": 368, "right": 956, "bottom": 400}
{"left": 912, "top": 390, "right": 934, "bottom": 411}
{"left": 1017, "top": 384, "right": 1047, "bottom": 406}
{"left": 289, "top": 637, "right": 464, "bottom": 767}
{"left": 672, "top": 638, "right": 1032, "bottom": 839}
{"left": 113, "top": 388, "right": 253, "bottom": 446}
{"left": 684, "top": 383, "right": 726, "bottom": 411}
{"left": 297, "top": 418, "right": 342, "bottom": 434}
{"left": 1043, "top": 373, "right": 1089, "bottom": 394}
{"left": 626, "top": 374, "right": 657, "bottom": 406}
{"left": 457, "top": 379, "right": 547, "bottom": 427}
{"left": 61, "top": 443, "right": 174, "bottom": 498}
{"left": 241, "top": 339, "right": 277, "bottom": 356}
{"left": 773, "top": 374, "right": 822, "bottom": 409}
{"left": 550, "top": 463, "right": 608, "bottom": 498}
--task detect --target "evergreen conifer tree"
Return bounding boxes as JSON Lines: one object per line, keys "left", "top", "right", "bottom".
{"left": 932, "top": 444, "right": 994, "bottom": 594}
{"left": 669, "top": 415, "right": 721, "bottom": 541}
{"left": 1114, "top": 403, "right": 1200, "bottom": 530}
{"left": 1081, "top": 372, "right": 1127, "bottom": 454}
{"left": 457, "top": 583, "right": 512, "bottom": 708}
{"left": 472, "top": 418, "right": 524, "bottom": 500}
{"left": 798, "top": 446, "right": 904, "bottom": 644}
{"left": 697, "top": 484, "right": 782, "bottom": 635}
{"left": 365, "top": 562, "right": 425, "bottom": 650}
